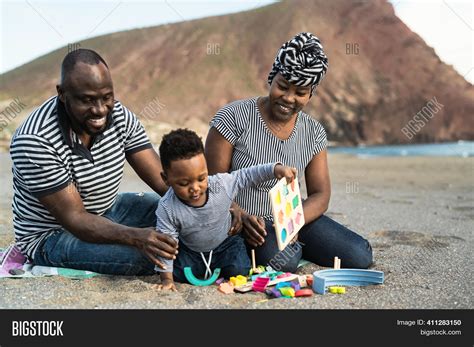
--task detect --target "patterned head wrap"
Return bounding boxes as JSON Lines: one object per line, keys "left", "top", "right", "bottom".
{"left": 268, "top": 32, "right": 328, "bottom": 95}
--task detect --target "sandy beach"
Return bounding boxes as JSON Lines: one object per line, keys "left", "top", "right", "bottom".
{"left": 0, "top": 152, "right": 472, "bottom": 309}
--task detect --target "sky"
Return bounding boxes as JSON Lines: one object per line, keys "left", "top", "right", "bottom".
{"left": 0, "top": 0, "right": 473, "bottom": 83}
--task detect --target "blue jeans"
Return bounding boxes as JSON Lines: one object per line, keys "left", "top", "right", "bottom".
{"left": 251, "top": 215, "right": 373, "bottom": 272}
{"left": 33, "top": 192, "right": 160, "bottom": 275}
{"left": 173, "top": 235, "right": 250, "bottom": 283}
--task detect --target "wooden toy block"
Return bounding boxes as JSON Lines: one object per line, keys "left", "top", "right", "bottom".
{"left": 265, "top": 288, "right": 282, "bottom": 299}
{"left": 290, "top": 281, "right": 300, "bottom": 291}
{"left": 251, "top": 249, "right": 257, "bottom": 272}
{"left": 218, "top": 282, "right": 235, "bottom": 294}
{"left": 229, "top": 275, "right": 247, "bottom": 287}
{"left": 295, "top": 289, "right": 313, "bottom": 297}
{"left": 313, "top": 269, "right": 384, "bottom": 295}
{"left": 184, "top": 267, "right": 221, "bottom": 286}
{"left": 275, "top": 281, "right": 292, "bottom": 289}
{"left": 269, "top": 177, "right": 305, "bottom": 251}
{"left": 234, "top": 273, "right": 299, "bottom": 293}
{"left": 328, "top": 286, "right": 346, "bottom": 294}
{"left": 252, "top": 277, "right": 270, "bottom": 292}
{"left": 306, "top": 275, "right": 313, "bottom": 287}
{"left": 279, "top": 287, "right": 295, "bottom": 297}
{"left": 334, "top": 256, "right": 341, "bottom": 270}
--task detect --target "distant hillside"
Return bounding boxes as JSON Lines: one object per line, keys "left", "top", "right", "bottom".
{"left": 1, "top": 0, "right": 473, "bottom": 146}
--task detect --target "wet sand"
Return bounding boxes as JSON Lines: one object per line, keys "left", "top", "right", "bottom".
{"left": 0, "top": 153, "right": 472, "bottom": 309}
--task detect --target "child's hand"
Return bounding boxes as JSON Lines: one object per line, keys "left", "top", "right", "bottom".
{"left": 155, "top": 278, "right": 177, "bottom": 292}
{"left": 274, "top": 164, "right": 297, "bottom": 183}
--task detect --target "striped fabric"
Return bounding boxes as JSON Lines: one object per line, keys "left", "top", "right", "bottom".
{"left": 209, "top": 97, "right": 327, "bottom": 220}
{"left": 268, "top": 32, "right": 328, "bottom": 95}
{"left": 155, "top": 163, "right": 276, "bottom": 272}
{"left": 10, "top": 96, "right": 152, "bottom": 260}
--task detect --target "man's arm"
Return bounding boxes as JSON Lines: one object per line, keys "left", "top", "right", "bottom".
{"left": 126, "top": 148, "right": 168, "bottom": 196}
{"left": 38, "top": 183, "right": 178, "bottom": 268}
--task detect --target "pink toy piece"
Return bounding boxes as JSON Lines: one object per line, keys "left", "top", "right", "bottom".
{"left": 287, "top": 220, "right": 294, "bottom": 234}
{"left": 252, "top": 277, "right": 270, "bottom": 292}
{"left": 276, "top": 272, "right": 292, "bottom": 279}
{"left": 295, "top": 212, "right": 302, "bottom": 225}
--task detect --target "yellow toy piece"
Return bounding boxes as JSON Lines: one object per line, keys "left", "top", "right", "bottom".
{"left": 279, "top": 287, "right": 295, "bottom": 297}
{"left": 328, "top": 286, "right": 346, "bottom": 294}
{"left": 229, "top": 275, "right": 247, "bottom": 287}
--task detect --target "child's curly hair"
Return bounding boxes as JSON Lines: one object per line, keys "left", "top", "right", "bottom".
{"left": 159, "top": 128, "right": 204, "bottom": 171}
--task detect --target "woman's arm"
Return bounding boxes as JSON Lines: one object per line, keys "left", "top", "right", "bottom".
{"left": 205, "top": 127, "right": 234, "bottom": 174}
{"left": 303, "top": 149, "right": 331, "bottom": 224}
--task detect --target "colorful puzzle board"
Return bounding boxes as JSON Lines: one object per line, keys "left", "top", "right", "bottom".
{"left": 269, "top": 177, "right": 305, "bottom": 250}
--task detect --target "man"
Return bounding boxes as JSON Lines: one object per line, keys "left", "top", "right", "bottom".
{"left": 9, "top": 49, "right": 179, "bottom": 275}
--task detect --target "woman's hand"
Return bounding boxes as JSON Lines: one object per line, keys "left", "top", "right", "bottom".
{"left": 242, "top": 213, "right": 267, "bottom": 247}
{"left": 274, "top": 164, "right": 297, "bottom": 183}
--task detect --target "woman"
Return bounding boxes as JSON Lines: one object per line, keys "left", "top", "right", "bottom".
{"left": 205, "top": 32, "right": 372, "bottom": 272}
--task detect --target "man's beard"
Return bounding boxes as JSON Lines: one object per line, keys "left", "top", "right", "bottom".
{"left": 65, "top": 99, "right": 109, "bottom": 136}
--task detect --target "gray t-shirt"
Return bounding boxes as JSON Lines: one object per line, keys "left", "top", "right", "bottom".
{"left": 155, "top": 162, "right": 277, "bottom": 272}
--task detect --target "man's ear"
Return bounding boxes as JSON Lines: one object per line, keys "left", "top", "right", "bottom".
{"left": 160, "top": 171, "right": 169, "bottom": 186}
{"left": 56, "top": 84, "right": 65, "bottom": 103}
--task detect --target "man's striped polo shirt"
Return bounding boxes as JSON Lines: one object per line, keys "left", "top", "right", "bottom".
{"left": 10, "top": 96, "right": 152, "bottom": 261}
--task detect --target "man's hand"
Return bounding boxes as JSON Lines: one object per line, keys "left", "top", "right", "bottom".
{"left": 133, "top": 228, "right": 178, "bottom": 269}
{"left": 228, "top": 202, "right": 243, "bottom": 236}
{"left": 274, "top": 164, "right": 297, "bottom": 183}
{"left": 155, "top": 273, "right": 177, "bottom": 291}
{"left": 242, "top": 214, "right": 267, "bottom": 247}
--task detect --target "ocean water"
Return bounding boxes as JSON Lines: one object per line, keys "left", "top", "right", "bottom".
{"left": 328, "top": 141, "right": 474, "bottom": 158}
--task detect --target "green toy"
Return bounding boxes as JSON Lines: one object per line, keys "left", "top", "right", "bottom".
{"left": 183, "top": 267, "right": 221, "bottom": 286}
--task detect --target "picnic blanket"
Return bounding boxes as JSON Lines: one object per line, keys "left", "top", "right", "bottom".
{"left": 0, "top": 244, "right": 99, "bottom": 279}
